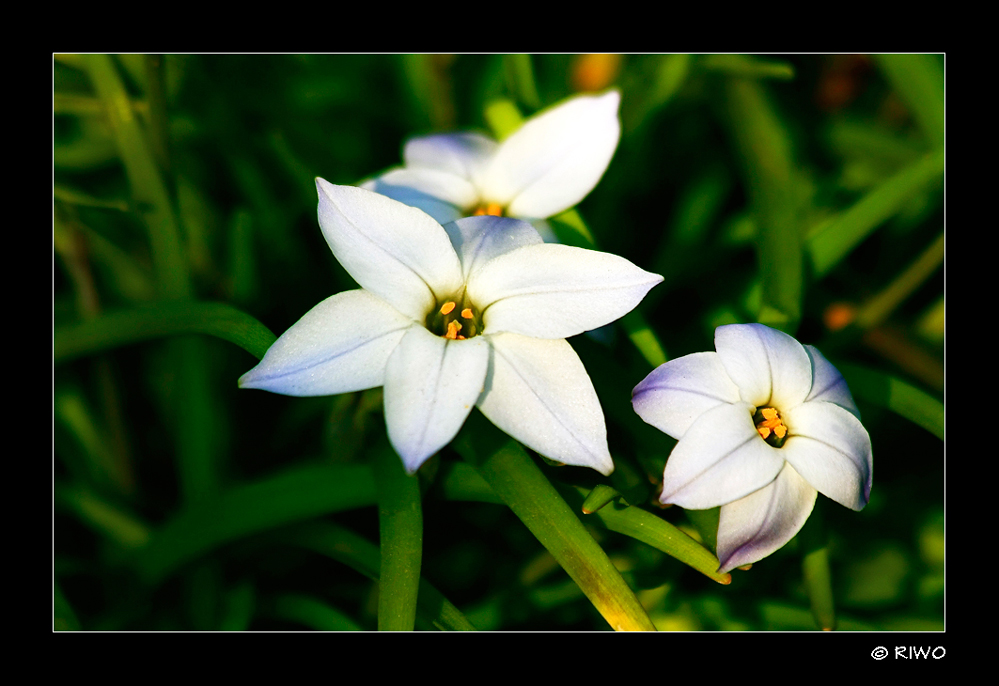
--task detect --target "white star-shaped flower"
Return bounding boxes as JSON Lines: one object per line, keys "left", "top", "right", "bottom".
{"left": 632, "top": 323, "right": 872, "bottom": 573}
{"left": 362, "top": 91, "right": 621, "bottom": 227}
{"left": 240, "top": 181, "right": 662, "bottom": 474}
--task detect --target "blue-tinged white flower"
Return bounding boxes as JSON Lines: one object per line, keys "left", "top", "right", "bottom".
{"left": 240, "top": 181, "right": 662, "bottom": 475}
{"left": 362, "top": 91, "right": 621, "bottom": 228}
{"left": 631, "top": 323, "right": 872, "bottom": 573}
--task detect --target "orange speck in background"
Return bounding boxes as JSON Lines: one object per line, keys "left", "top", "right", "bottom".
{"left": 572, "top": 54, "right": 623, "bottom": 92}
{"left": 824, "top": 302, "right": 857, "bottom": 332}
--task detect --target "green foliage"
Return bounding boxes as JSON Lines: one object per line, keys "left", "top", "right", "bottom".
{"left": 54, "top": 54, "right": 943, "bottom": 632}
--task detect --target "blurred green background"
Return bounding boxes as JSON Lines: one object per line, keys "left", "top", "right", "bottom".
{"left": 54, "top": 54, "right": 943, "bottom": 631}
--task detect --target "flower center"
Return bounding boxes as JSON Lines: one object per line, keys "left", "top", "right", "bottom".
{"left": 753, "top": 406, "right": 788, "bottom": 448}
{"left": 472, "top": 202, "right": 504, "bottom": 217}
{"left": 426, "top": 298, "right": 482, "bottom": 340}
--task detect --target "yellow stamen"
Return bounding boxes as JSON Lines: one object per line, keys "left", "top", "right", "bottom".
{"left": 773, "top": 424, "right": 787, "bottom": 439}
{"left": 758, "top": 426, "right": 771, "bottom": 440}
{"left": 440, "top": 301, "right": 456, "bottom": 315}
{"left": 461, "top": 308, "right": 473, "bottom": 319}
{"left": 445, "top": 320, "right": 462, "bottom": 340}
{"left": 761, "top": 407, "right": 778, "bottom": 421}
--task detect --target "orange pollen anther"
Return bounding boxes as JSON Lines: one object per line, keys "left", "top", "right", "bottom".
{"left": 440, "top": 301, "right": 456, "bottom": 315}
{"left": 461, "top": 308, "right": 473, "bottom": 319}
{"left": 473, "top": 202, "right": 504, "bottom": 217}
{"left": 755, "top": 406, "right": 788, "bottom": 443}
{"left": 445, "top": 320, "right": 462, "bottom": 340}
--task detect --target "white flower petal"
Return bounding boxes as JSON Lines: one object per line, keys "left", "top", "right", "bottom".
{"left": 660, "top": 401, "right": 785, "bottom": 509}
{"left": 477, "top": 333, "right": 613, "bottom": 475}
{"left": 481, "top": 91, "right": 621, "bottom": 219}
{"left": 469, "top": 243, "right": 662, "bottom": 340}
{"left": 782, "top": 400, "right": 872, "bottom": 510}
{"left": 714, "top": 323, "right": 812, "bottom": 410}
{"left": 361, "top": 175, "right": 465, "bottom": 225}
{"left": 716, "top": 463, "right": 818, "bottom": 573}
{"left": 316, "top": 180, "right": 464, "bottom": 320}
{"left": 369, "top": 167, "right": 479, "bottom": 211}
{"left": 239, "top": 290, "right": 412, "bottom": 396}
{"left": 443, "top": 216, "right": 543, "bottom": 282}
{"left": 632, "top": 352, "right": 742, "bottom": 440}
{"left": 803, "top": 345, "right": 861, "bottom": 418}
{"left": 383, "top": 326, "right": 489, "bottom": 473}
{"left": 403, "top": 132, "right": 498, "bottom": 188}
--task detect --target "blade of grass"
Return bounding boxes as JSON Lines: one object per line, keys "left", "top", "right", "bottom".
{"left": 724, "top": 71, "right": 803, "bottom": 334}
{"left": 855, "top": 231, "right": 943, "bottom": 329}
{"left": 54, "top": 300, "right": 277, "bottom": 364}
{"left": 504, "top": 54, "right": 541, "bottom": 110}
{"left": 270, "top": 593, "right": 363, "bottom": 631}
{"left": 702, "top": 54, "right": 796, "bottom": 80}
{"left": 874, "top": 54, "right": 944, "bottom": 150}
{"left": 131, "top": 462, "right": 377, "bottom": 585}
{"left": 807, "top": 148, "right": 944, "bottom": 277}
{"left": 85, "top": 54, "right": 189, "bottom": 299}
{"left": 454, "top": 413, "right": 656, "bottom": 631}
{"left": 839, "top": 363, "right": 943, "bottom": 439}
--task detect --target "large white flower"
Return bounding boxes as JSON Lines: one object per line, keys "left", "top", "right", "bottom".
{"left": 362, "top": 91, "right": 621, "bottom": 226}
{"left": 240, "top": 181, "right": 662, "bottom": 475}
{"left": 631, "top": 323, "right": 872, "bottom": 573}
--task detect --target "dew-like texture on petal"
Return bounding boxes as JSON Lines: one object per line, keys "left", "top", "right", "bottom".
{"left": 716, "top": 464, "right": 818, "bottom": 573}
{"left": 782, "top": 400, "right": 872, "bottom": 510}
{"left": 443, "top": 216, "right": 543, "bottom": 281}
{"left": 469, "top": 243, "right": 663, "bottom": 340}
{"left": 404, "top": 132, "right": 498, "bottom": 188}
{"left": 632, "top": 352, "right": 742, "bottom": 440}
{"left": 660, "top": 401, "right": 785, "bottom": 509}
{"left": 383, "top": 326, "right": 489, "bottom": 473}
{"left": 316, "top": 180, "right": 464, "bottom": 321}
{"left": 361, "top": 176, "right": 464, "bottom": 225}
{"left": 238, "top": 290, "right": 412, "bottom": 397}
{"left": 480, "top": 91, "right": 621, "bottom": 219}
{"left": 714, "top": 323, "right": 812, "bottom": 409}
{"left": 476, "top": 333, "right": 613, "bottom": 475}
{"left": 803, "top": 345, "right": 860, "bottom": 418}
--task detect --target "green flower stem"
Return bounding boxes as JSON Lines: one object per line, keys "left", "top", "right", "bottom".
{"left": 724, "top": 72, "right": 802, "bottom": 335}
{"left": 373, "top": 442, "right": 423, "bottom": 631}
{"left": 802, "top": 548, "right": 835, "bottom": 631}
{"left": 455, "top": 414, "right": 656, "bottom": 631}
{"left": 800, "top": 502, "right": 836, "bottom": 630}
{"left": 568, "top": 488, "right": 731, "bottom": 585}
{"left": 807, "top": 148, "right": 944, "bottom": 277}
{"left": 291, "top": 522, "right": 476, "bottom": 631}
{"left": 55, "top": 301, "right": 277, "bottom": 364}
